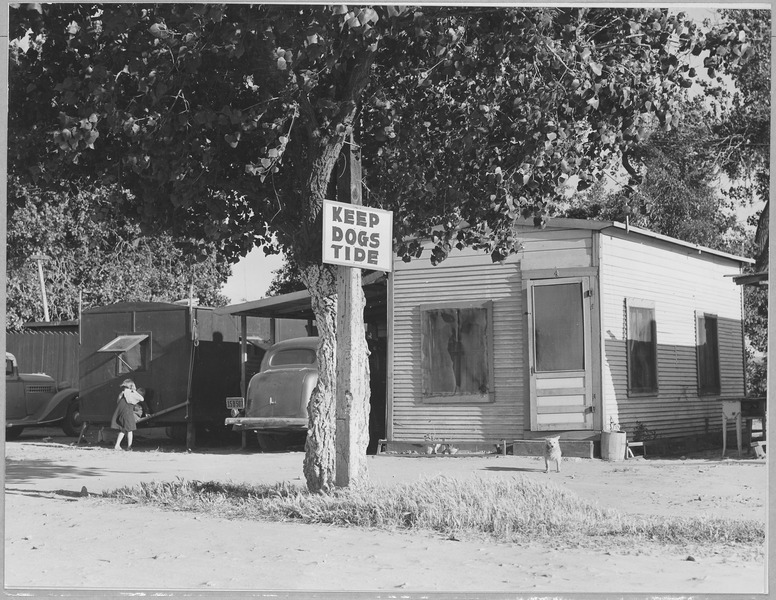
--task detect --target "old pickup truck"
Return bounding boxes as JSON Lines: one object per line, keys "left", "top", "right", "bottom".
{"left": 5, "top": 352, "right": 81, "bottom": 439}
{"left": 225, "top": 337, "right": 318, "bottom": 451}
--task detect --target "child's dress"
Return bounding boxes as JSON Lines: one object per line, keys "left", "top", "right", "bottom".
{"left": 110, "top": 389, "right": 143, "bottom": 433}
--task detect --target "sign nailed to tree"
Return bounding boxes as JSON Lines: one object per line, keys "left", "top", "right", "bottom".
{"left": 322, "top": 200, "right": 393, "bottom": 272}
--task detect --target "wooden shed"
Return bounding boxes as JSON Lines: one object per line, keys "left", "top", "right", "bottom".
{"left": 386, "top": 218, "right": 753, "bottom": 455}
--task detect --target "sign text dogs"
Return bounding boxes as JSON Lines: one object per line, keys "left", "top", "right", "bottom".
{"left": 322, "top": 200, "right": 393, "bottom": 272}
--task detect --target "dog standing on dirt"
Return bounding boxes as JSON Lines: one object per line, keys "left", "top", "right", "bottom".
{"left": 544, "top": 436, "right": 562, "bottom": 473}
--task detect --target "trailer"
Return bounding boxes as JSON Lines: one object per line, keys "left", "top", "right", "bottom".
{"left": 78, "top": 302, "right": 247, "bottom": 448}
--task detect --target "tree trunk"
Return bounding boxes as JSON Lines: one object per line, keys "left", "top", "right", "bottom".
{"left": 300, "top": 263, "right": 338, "bottom": 493}
{"left": 294, "top": 54, "right": 376, "bottom": 491}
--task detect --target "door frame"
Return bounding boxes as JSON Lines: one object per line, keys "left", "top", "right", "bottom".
{"left": 524, "top": 272, "right": 601, "bottom": 432}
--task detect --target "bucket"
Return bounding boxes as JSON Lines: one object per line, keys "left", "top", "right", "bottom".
{"left": 601, "top": 431, "right": 627, "bottom": 461}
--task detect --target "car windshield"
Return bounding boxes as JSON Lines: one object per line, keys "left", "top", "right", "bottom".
{"left": 269, "top": 348, "right": 316, "bottom": 367}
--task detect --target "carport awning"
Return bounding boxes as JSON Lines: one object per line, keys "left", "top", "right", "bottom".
{"left": 97, "top": 334, "right": 149, "bottom": 353}
{"left": 215, "top": 271, "right": 388, "bottom": 321}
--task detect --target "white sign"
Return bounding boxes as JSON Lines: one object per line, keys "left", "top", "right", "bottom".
{"left": 322, "top": 200, "right": 393, "bottom": 272}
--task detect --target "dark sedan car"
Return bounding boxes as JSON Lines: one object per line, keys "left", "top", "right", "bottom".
{"left": 225, "top": 337, "right": 318, "bottom": 450}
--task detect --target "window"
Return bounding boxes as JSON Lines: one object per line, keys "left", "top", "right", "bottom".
{"left": 269, "top": 348, "right": 317, "bottom": 367}
{"left": 420, "top": 301, "right": 493, "bottom": 403}
{"left": 626, "top": 299, "right": 658, "bottom": 395}
{"left": 98, "top": 334, "right": 150, "bottom": 375}
{"left": 697, "top": 312, "right": 720, "bottom": 395}
{"left": 533, "top": 282, "right": 585, "bottom": 372}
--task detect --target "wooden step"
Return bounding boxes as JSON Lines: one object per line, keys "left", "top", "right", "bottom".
{"left": 511, "top": 439, "right": 595, "bottom": 459}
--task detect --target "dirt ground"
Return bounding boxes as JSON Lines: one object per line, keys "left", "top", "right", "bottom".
{"left": 3, "top": 427, "right": 769, "bottom": 596}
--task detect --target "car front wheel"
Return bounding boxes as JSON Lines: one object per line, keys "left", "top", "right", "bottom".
{"left": 62, "top": 397, "right": 82, "bottom": 437}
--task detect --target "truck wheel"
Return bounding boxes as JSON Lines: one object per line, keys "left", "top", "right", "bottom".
{"left": 6, "top": 426, "right": 24, "bottom": 441}
{"left": 62, "top": 397, "right": 83, "bottom": 437}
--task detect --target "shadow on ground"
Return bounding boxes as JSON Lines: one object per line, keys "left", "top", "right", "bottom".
{"left": 482, "top": 465, "right": 546, "bottom": 473}
{"left": 4, "top": 457, "right": 157, "bottom": 484}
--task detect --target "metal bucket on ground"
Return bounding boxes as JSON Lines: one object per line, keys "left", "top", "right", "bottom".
{"left": 601, "top": 431, "right": 627, "bottom": 461}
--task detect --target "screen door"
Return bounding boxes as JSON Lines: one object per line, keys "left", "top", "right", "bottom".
{"left": 527, "top": 277, "right": 594, "bottom": 430}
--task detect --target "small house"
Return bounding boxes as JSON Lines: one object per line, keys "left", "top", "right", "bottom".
{"left": 218, "top": 218, "right": 753, "bottom": 456}
{"left": 386, "top": 218, "right": 753, "bottom": 455}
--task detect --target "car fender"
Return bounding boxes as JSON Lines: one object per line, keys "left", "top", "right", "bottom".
{"left": 35, "top": 388, "right": 79, "bottom": 424}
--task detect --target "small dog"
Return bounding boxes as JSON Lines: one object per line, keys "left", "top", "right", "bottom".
{"left": 544, "top": 436, "right": 562, "bottom": 473}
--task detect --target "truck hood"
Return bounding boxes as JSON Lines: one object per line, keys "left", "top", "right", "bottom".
{"left": 19, "top": 373, "right": 56, "bottom": 386}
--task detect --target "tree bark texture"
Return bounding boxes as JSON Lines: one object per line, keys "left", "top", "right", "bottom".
{"left": 300, "top": 263, "right": 338, "bottom": 493}
{"left": 335, "top": 264, "right": 371, "bottom": 489}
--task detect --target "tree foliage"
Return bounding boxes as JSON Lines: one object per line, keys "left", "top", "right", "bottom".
{"left": 564, "top": 101, "right": 749, "bottom": 254}
{"left": 10, "top": 4, "right": 759, "bottom": 264}
{"left": 703, "top": 9, "right": 769, "bottom": 272}
{"left": 266, "top": 256, "right": 306, "bottom": 297}
{"left": 6, "top": 176, "right": 231, "bottom": 330}
{"left": 9, "top": 4, "right": 762, "bottom": 491}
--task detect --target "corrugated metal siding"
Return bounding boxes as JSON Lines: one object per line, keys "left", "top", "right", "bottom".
{"left": 599, "top": 232, "right": 745, "bottom": 440}
{"left": 391, "top": 258, "right": 524, "bottom": 442}
{"left": 6, "top": 331, "right": 79, "bottom": 388}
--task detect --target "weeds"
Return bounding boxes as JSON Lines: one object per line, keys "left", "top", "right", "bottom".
{"left": 104, "top": 475, "right": 764, "bottom": 549}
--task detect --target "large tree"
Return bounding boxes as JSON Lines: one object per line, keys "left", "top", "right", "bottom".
{"left": 564, "top": 8, "right": 770, "bottom": 396}
{"left": 6, "top": 176, "right": 231, "bottom": 330}
{"left": 563, "top": 101, "right": 749, "bottom": 253}
{"left": 9, "top": 4, "right": 758, "bottom": 491}
{"left": 712, "top": 8, "right": 770, "bottom": 268}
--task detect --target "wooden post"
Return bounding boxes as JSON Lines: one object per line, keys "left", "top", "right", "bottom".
{"left": 335, "top": 134, "right": 369, "bottom": 488}
{"left": 240, "top": 315, "right": 248, "bottom": 450}
{"left": 335, "top": 264, "right": 362, "bottom": 487}
{"left": 186, "top": 421, "right": 196, "bottom": 451}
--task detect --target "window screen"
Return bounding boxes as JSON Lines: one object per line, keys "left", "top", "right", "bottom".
{"left": 627, "top": 301, "right": 658, "bottom": 394}
{"left": 533, "top": 282, "right": 585, "bottom": 372}
{"left": 421, "top": 305, "right": 490, "bottom": 398}
{"left": 697, "top": 313, "right": 720, "bottom": 395}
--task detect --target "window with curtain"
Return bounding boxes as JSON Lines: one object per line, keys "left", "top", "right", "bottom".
{"left": 697, "top": 312, "right": 720, "bottom": 395}
{"left": 420, "top": 301, "right": 493, "bottom": 403}
{"left": 626, "top": 299, "right": 658, "bottom": 394}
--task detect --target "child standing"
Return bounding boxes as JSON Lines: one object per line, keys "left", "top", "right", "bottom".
{"left": 111, "top": 379, "right": 143, "bottom": 450}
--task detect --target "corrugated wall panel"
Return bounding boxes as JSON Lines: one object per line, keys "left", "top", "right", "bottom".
{"left": 6, "top": 332, "right": 79, "bottom": 388}
{"left": 599, "top": 232, "right": 746, "bottom": 440}
{"left": 392, "top": 260, "right": 524, "bottom": 442}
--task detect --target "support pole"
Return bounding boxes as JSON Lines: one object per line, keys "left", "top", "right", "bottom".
{"left": 335, "top": 133, "right": 369, "bottom": 488}
{"left": 335, "top": 263, "right": 363, "bottom": 487}
{"left": 31, "top": 254, "right": 50, "bottom": 322}
{"left": 240, "top": 315, "right": 248, "bottom": 450}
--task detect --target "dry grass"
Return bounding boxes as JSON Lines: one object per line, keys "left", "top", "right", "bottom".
{"left": 105, "top": 475, "right": 764, "bottom": 548}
